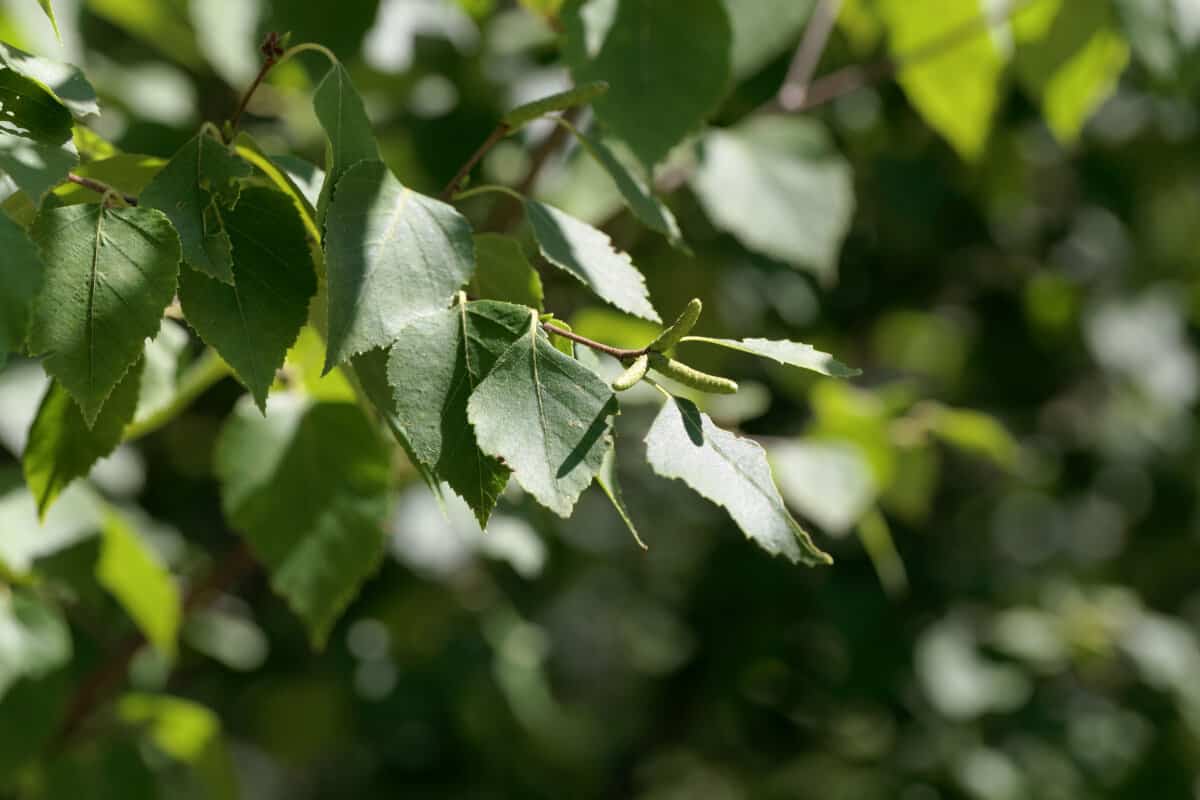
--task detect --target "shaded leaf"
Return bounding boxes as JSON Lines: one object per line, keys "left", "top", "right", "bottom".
{"left": 96, "top": 509, "right": 181, "bottom": 660}
{"left": 0, "top": 67, "right": 72, "bottom": 143}
{"left": 0, "top": 212, "right": 42, "bottom": 364}
{"left": 0, "top": 132, "right": 76, "bottom": 200}
{"left": 23, "top": 360, "right": 143, "bottom": 518}
{"left": 29, "top": 204, "right": 180, "bottom": 426}
{"left": 0, "top": 41, "right": 99, "bottom": 121}
{"left": 468, "top": 314, "right": 617, "bottom": 517}
{"left": 681, "top": 336, "right": 860, "bottom": 377}
{"left": 596, "top": 443, "right": 646, "bottom": 548}
{"left": 215, "top": 396, "right": 391, "bottom": 646}
{"left": 690, "top": 117, "right": 853, "bottom": 283}
{"left": 472, "top": 233, "right": 544, "bottom": 310}
{"left": 525, "top": 199, "right": 659, "bottom": 322}
{"left": 387, "top": 300, "right": 530, "bottom": 526}
{"left": 179, "top": 186, "right": 316, "bottom": 410}
{"left": 323, "top": 160, "right": 474, "bottom": 369}
{"left": 645, "top": 395, "right": 832, "bottom": 565}
{"left": 312, "top": 63, "right": 380, "bottom": 227}
{"left": 140, "top": 134, "right": 252, "bottom": 283}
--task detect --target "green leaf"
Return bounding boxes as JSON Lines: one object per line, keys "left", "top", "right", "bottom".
{"left": 472, "top": 233, "right": 544, "bottom": 310}
{"left": 323, "top": 160, "right": 475, "bottom": 370}
{"left": 96, "top": 508, "right": 181, "bottom": 660}
{"left": 725, "top": 0, "right": 815, "bottom": 78}
{"left": 596, "top": 443, "right": 646, "bottom": 549}
{"left": 838, "top": 0, "right": 884, "bottom": 54}
{"left": 118, "top": 694, "right": 237, "bottom": 800}
{"left": 539, "top": 312, "right": 576, "bottom": 356}
{"left": 502, "top": 81, "right": 609, "bottom": 130}
{"left": 215, "top": 396, "right": 392, "bottom": 646}
{"left": 924, "top": 403, "right": 1019, "bottom": 469}
{"left": 232, "top": 132, "right": 323, "bottom": 243}
{"left": 681, "top": 336, "right": 860, "bottom": 377}
{"left": 37, "top": 0, "right": 61, "bottom": 39}
{"left": 29, "top": 204, "right": 181, "bottom": 426}
{"left": 386, "top": 300, "right": 531, "bottom": 526}
{"left": 179, "top": 186, "right": 316, "bottom": 410}
{"left": 0, "top": 41, "right": 99, "bottom": 121}
{"left": 467, "top": 314, "right": 617, "bottom": 517}
{"left": 1013, "top": 0, "right": 1130, "bottom": 145}
{"left": 23, "top": 360, "right": 143, "bottom": 518}
{"left": 525, "top": 199, "right": 660, "bottom": 322}
{"left": 312, "top": 63, "right": 381, "bottom": 227}
{"left": 54, "top": 153, "right": 165, "bottom": 205}
{"left": 0, "top": 132, "right": 77, "bottom": 200}
{"left": 140, "top": 134, "right": 252, "bottom": 283}
{"left": 131, "top": 319, "right": 191, "bottom": 426}
{"left": 0, "top": 212, "right": 42, "bottom": 362}
{"left": 690, "top": 117, "right": 853, "bottom": 283}
{"left": 562, "top": 0, "right": 733, "bottom": 169}
{"left": 0, "top": 588, "right": 70, "bottom": 700}
{"left": 0, "top": 67, "right": 73, "bottom": 143}
{"left": 881, "top": 0, "right": 1005, "bottom": 160}
{"left": 644, "top": 395, "right": 832, "bottom": 565}
{"left": 567, "top": 125, "right": 684, "bottom": 247}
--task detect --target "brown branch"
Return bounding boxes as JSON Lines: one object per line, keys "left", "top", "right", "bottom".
{"left": 228, "top": 32, "right": 287, "bottom": 137}
{"left": 50, "top": 542, "right": 258, "bottom": 751}
{"left": 440, "top": 123, "right": 510, "bottom": 201}
{"left": 65, "top": 173, "right": 138, "bottom": 206}
{"left": 541, "top": 322, "right": 644, "bottom": 360}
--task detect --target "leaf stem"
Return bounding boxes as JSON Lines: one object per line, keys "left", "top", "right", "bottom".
{"left": 775, "top": 0, "right": 843, "bottom": 111}
{"left": 122, "top": 349, "right": 232, "bottom": 442}
{"left": 541, "top": 322, "right": 645, "bottom": 360}
{"left": 453, "top": 183, "right": 525, "bottom": 203}
{"left": 65, "top": 173, "right": 138, "bottom": 206}
{"left": 439, "top": 122, "right": 511, "bottom": 201}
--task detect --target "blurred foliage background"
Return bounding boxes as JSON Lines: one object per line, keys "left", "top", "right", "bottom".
{"left": 4, "top": 0, "right": 1200, "bottom": 798}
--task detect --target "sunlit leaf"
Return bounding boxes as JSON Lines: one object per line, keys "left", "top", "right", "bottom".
{"left": 96, "top": 508, "right": 181, "bottom": 660}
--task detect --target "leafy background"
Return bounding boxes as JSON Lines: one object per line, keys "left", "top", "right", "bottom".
{"left": 3, "top": 0, "right": 1200, "bottom": 797}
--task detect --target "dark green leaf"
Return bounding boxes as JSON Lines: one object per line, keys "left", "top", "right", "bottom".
{"left": 312, "top": 63, "right": 380, "bottom": 227}
{"left": 0, "top": 212, "right": 42, "bottom": 364}
{"left": 23, "top": 360, "right": 142, "bottom": 518}
{"left": 323, "top": 160, "right": 475, "bottom": 370}
{"left": 29, "top": 204, "right": 180, "bottom": 426}
{"left": 468, "top": 314, "right": 617, "bottom": 516}
{"left": 179, "top": 186, "right": 316, "bottom": 410}
{"left": 472, "top": 233, "right": 544, "bottom": 310}
{"left": 645, "top": 395, "right": 832, "bottom": 565}
{"left": 0, "top": 132, "right": 76, "bottom": 200}
{"left": 0, "top": 41, "right": 99, "bottom": 121}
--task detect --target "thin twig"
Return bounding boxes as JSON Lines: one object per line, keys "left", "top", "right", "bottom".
{"left": 776, "top": 0, "right": 843, "bottom": 112}
{"left": 228, "top": 32, "right": 288, "bottom": 137}
{"left": 51, "top": 543, "right": 258, "bottom": 751}
{"left": 541, "top": 322, "right": 644, "bottom": 360}
{"left": 65, "top": 173, "right": 138, "bottom": 206}
{"left": 440, "top": 123, "right": 510, "bottom": 201}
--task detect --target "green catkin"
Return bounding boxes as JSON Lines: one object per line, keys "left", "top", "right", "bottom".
{"left": 647, "top": 353, "right": 738, "bottom": 394}
{"left": 612, "top": 354, "right": 650, "bottom": 391}
{"left": 647, "top": 298, "right": 702, "bottom": 353}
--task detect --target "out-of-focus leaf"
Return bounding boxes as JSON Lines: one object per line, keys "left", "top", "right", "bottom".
{"left": 118, "top": 694, "right": 237, "bottom": 800}
{"left": 23, "top": 361, "right": 142, "bottom": 518}
{"left": 179, "top": 186, "right": 316, "bottom": 410}
{"left": 0, "top": 588, "right": 70, "bottom": 700}
{"left": 526, "top": 199, "right": 660, "bottom": 322}
{"left": 769, "top": 439, "right": 876, "bottom": 535}
{"left": 563, "top": 0, "right": 732, "bottom": 169}
{"left": 96, "top": 509, "right": 181, "bottom": 660}
{"left": 645, "top": 395, "right": 832, "bottom": 565}
{"left": 131, "top": 320, "right": 190, "bottom": 427}
{"left": 882, "top": 0, "right": 1005, "bottom": 159}
{"left": 0, "top": 482, "right": 103, "bottom": 576}
{"left": 923, "top": 403, "right": 1019, "bottom": 469}
{"left": 190, "top": 0, "right": 263, "bottom": 87}
{"left": 0, "top": 132, "right": 77, "bottom": 200}
{"left": 28, "top": 205, "right": 180, "bottom": 426}
{"left": 690, "top": 117, "right": 853, "bottom": 283}
{"left": 839, "top": 0, "right": 884, "bottom": 54}
{"left": 215, "top": 396, "right": 391, "bottom": 646}
{"left": 85, "top": 0, "right": 203, "bottom": 67}
{"left": 472, "top": 234, "right": 544, "bottom": 310}
{"left": 724, "top": 0, "right": 815, "bottom": 78}
{"left": 323, "top": 160, "right": 474, "bottom": 369}
{"left": 1014, "top": 0, "right": 1130, "bottom": 145}
{"left": 681, "top": 336, "right": 860, "bottom": 377}
{"left": 36, "top": 0, "right": 60, "bottom": 39}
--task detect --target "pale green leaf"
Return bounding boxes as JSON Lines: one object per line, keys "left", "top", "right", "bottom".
{"left": 502, "top": 81, "right": 608, "bottom": 130}
{"left": 0, "top": 588, "right": 70, "bottom": 700}
{"left": 681, "top": 336, "right": 860, "bottom": 377}
{"left": 53, "top": 153, "right": 165, "bottom": 205}
{"left": 596, "top": 443, "right": 646, "bottom": 549}
{"left": 141, "top": 134, "right": 252, "bottom": 283}
{"left": 1014, "top": 0, "right": 1129, "bottom": 145}
{"left": 387, "top": 300, "right": 530, "bottom": 526}
{"left": 725, "top": 0, "right": 815, "bottom": 78}
{"left": 23, "top": 360, "right": 142, "bottom": 518}
{"left": 96, "top": 509, "right": 181, "bottom": 660}
{"left": 0, "top": 132, "right": 77, "bottom": 200}
{"left": 467, "top": 314, "right": 618, "bottom": 517}
{"left": 925, "top": 403, "right": 1019, "bottom": 469}
{"left": 690, "top": 117, "right": 853, "bottom": 283}
{"left": 768, "top": 439, "right": 876, "bottom": 535}
{"left": 882, "top": 0, "right": 1005, "bottom": 159}
{"left": 312, "top": 63, "right": 380, "bottom": 227}
{"left": 525, "top": 199, "right": 659, "bottom": 322}
{"left": 29, "top": 204, "right": 180, "bottom": 426}
{"left": 0, "top": 212, "right": 42, "bottom": 362}
{"left": 472, "top": 233, "right": 544, "bottom": 310}
{"left": 215, "top": 395, "right": 391, "bottom": 646}
{"left": 568, "top": 126, "right": 684, "bottom": 247}
{"left": 644, "top": 395, "right": 832, "bottom": 565}
{"left": 118, "top": 694, "right": 237, "bottom": 800}
{"left": 0, "top": 482, "right": 103, "bottom": 576}
{"left": 179, "top": 186, "right": 316, "bottom": 410}
{"left": 323, "top": 160, "right": 475, "bottom": 369}
{"left": 563, "top": 0, "right": 732, "bottom": 169}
